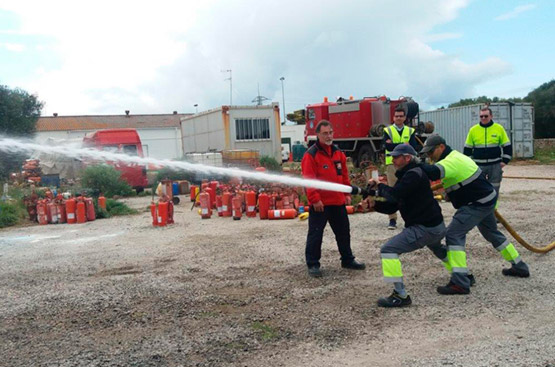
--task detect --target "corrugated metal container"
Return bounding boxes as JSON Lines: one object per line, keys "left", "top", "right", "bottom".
{"left": 419, "top": 103, "right": 534, "bottom": 158}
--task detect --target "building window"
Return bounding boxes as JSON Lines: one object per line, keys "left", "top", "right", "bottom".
{"left": 235, "top": 118, "right": 270, "bottom": 140}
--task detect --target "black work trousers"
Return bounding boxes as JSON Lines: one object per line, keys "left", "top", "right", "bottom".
{"left": 305, "top": 205, "right": 355, "bottom": 268}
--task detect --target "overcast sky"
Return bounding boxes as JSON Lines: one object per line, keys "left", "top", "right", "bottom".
{"left": 0, "top": 0, "right": 553, "bottom": 117}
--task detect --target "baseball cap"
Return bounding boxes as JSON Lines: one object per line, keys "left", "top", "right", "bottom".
{"left": 390, "top": 144, "right": 417, "bottom": 157}
{"left": 420, "top": 135, "right": 446, "bottom": 153}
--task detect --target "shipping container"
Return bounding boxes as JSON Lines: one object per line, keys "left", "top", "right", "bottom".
{"left": 419, "top": 103, "right": 534, "bottom": 158}
{"left": 180, "top": 104, "right": 282, "bottom": 163}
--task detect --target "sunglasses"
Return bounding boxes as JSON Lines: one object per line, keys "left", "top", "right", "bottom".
{"left": 480, "top": 115, "right": 490, "bottom": 118}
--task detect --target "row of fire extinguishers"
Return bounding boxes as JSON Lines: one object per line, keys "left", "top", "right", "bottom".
{"left": 36, "top": 194, "right": 106, "bottom": 225}
{"left": 150, "top": 195, "right": 175, "bottom": 226}
{"left": 187, "top": 181, "right": 357, "bottom": 221}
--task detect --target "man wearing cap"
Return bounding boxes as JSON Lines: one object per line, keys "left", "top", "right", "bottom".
{"left": 382, "top": 106, "right": 418, "bottom": 230}
{"left": 365, "top": 144, "right": 450, "bottom": 307}
{"left": 464, "top": 107, "right": 511, "bottom": 195}
{"left": 420, "top": 135, "right": 530, "bottom": 295}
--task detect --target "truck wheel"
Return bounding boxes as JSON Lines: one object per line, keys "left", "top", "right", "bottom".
{"left": 357, "top": 145, "right": 373, "bottom": 168}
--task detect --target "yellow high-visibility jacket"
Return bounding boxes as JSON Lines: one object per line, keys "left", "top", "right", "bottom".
{"left": 463, "top": 120, "right": 511, "bottom": 165}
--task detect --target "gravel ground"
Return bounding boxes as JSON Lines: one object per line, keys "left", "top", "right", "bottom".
{"left": 1, "top": 164, "right": 555, "bottom": 367}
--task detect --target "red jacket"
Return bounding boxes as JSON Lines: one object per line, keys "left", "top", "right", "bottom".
{"left": 301, "top": 142, "right": 351, "bottom": 206}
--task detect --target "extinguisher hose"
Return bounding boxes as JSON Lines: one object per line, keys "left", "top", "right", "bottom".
{"left": 430, "top": 182, "right": 555, "bottom": 253}
{"left": 190, "top": 190, "right": 201, "bottom": 211}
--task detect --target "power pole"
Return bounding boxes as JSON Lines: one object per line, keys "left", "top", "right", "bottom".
{"left": 222, "top": 69, "right": 232, "bottom": 105}
{"left": 280, "top": 77, "right": 286, "bottom": 124}
{"left": 252, "top": 83, "right": 269, "bottom": 105}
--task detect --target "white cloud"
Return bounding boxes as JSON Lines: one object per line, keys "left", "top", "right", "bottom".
{"left": 0, "top": 0, "right": 513, "bottom": 115}
{"left": 494, "top": 4, "right": 536, "bottom": 21}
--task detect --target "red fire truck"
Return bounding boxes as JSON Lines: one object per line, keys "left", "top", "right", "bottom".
{"left": 304, "top": 96, "right": 421, "bottom": 167}
{"left": 82, "top": 129, "right": 149, "bottom": 192}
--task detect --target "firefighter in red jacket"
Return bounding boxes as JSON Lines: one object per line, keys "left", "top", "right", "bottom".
{"left": 301, "top": 120, "right": 366, "bottom": 277}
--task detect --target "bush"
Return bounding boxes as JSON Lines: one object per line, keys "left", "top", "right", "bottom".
{"left": 81, "top": 164, "right": 133, "bottom": 198}
{"left": 105, "top": 198, "right": 137, "bottom": 216}
{"left": 0, "top": 201, "right": 23, "bottom": 228}
{"left": 259, "top": 155, "right": 281, "bottom": 172}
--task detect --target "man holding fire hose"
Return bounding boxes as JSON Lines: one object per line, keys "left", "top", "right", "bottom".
{"left": 362, "top": 144, "right": 453, "bottom": 307}
{"left": 420, "top": 135, "right": 530, "bottom": 295}
{"left": 301, "top": 120, "right": 366, "bottom": 278}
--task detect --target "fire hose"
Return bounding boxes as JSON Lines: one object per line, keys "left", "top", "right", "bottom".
{"left": 430, "top": 183, "right": 555, "bottom": 253}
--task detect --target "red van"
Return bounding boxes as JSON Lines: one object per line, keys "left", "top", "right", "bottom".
{"left": 82, "top": 129, "right": 149, "bottom": 192}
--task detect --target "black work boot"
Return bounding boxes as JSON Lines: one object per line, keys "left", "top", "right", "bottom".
{"left": 377, "top": 290, "right": 412, "bottom": 308}
{"left": 437, "top": 282, "right": 470, "bottom": 295}
{"left": 388, "top": 219, "right": 397, "bottom": 230}
{"left": 341, "top": 259, "right": 366, "bottom": 270}
{"left": 308, "top": 266, "right": 322, "bottom": 278}
{"left": 502, "top": 264, "right": 530, "bottom": 278}
{"left": 468, "top": 273, "right": 476, "bottom": 287}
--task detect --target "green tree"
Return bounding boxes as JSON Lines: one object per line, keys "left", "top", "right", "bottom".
{"left": 448, "top": 95, "right": 523, "bottom": 108}
{"left": 524, "top": 80, "right": 555, "bottom": 138}
{"left": 0, "top": 85, "right": 44, "bottom": 178}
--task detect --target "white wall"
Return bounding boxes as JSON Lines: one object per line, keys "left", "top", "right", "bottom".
{"left": 35, "top": 127, "right": 183, "bottom": 160}
{"left": 181, "top": 109, "right": 226, "bottom": 153}
{"left": 281, "top": 124, "right": 305, "bottom": 144}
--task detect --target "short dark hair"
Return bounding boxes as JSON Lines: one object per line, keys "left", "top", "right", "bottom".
{"left": 315, "top": 120, "right": 332, "bottom": 133}
{"left": 480, "top": 107, "right": 493, "bottom": 116}
{"left": 394, "top": 106, "right": 406, "bottom": 116}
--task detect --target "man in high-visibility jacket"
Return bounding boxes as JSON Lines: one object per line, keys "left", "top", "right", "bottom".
{"left": 382, "top": 106, "right": 417, "bottom": 230}
{"left": 421, "top": 135, "right": 529, "bottom": 295}
{"left": 463, "top": 107, "right": 512, "bottom": 194}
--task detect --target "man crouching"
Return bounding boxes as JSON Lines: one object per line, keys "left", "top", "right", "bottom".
{"left": 365, "top": 144, "right": 450, "bottom": 307}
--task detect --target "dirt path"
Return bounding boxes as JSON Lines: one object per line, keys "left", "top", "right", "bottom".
{"left": 1, "top": 165, "right": 555, "bottom": 366}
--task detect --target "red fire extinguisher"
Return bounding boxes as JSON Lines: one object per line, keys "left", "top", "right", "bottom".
{"left": 150, "top": 201, "right": 158, "bottom": 226}
{"left": 76, "top": 200, "right": 86, "bottom": 224}
{"left": 258, "top": 192, "right": 269, "bottom": 220}
{"left": 245, "top": 191, "right": 256, "bottom": 217}
{"left": 66, "top": 198, "right": 76, "bottom": 224}
{"left": 222, "top": 192, "right": 232, "bottom": 217}
{"left": 232, "top": 196, "right": 242, "bottom": 220}
{"left": 85, "top": 197, "right": 96, "bottom": 221}
{"left": 37, "top": 200, "right": 48, "bottom": 225}
{"left": 48, "top": 202, "right": 59, "bottom": 224}
{"left": 268, "top": 209, "right": 297, "bottom": 220}
{"left": 167, "top": 200, "right": 174, "bottom": 224}
{"left": 158, "top": 201, "right": 168, "bottom": 226}
{"left": 57, "top": 202, "right": 67, "bottom": 223}
{"left": 199, "top": 191, "right": 212, "bottom": 219}
{"left": 98, "top": 194, "right": 106, "bottom": 210}
{"left": 216, "top": 195, "right": 223, "bottom": 217}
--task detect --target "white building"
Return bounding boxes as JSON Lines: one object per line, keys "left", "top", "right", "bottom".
{"left": 35, "top": 112, "right": 188, "bottom": 159}
{"left": 180, "top": 104, "right": 282, "bottom": 162}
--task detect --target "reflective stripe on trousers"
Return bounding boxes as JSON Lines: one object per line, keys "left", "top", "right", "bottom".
{"left": 381, "top": 253, "right": 403, "bottom": 282}
{"left": 496, "top": 239, "right": 522, "bottom": 264}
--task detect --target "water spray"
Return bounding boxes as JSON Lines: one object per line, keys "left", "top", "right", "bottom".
{"left": 0, "top": 136, "right": 360, "bottom": 194}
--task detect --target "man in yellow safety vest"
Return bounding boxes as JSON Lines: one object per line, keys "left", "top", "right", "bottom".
{"left": 421, "top": 135, "right": 529, "bottom": 295}
{"left": 463, "top": 107, "right": 512, "bottom": 194}
{"left": 382, "top": 106, "right": 417, "bottom": 230}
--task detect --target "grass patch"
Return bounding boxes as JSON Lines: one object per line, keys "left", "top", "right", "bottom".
{"left": 251, "top": 321, "right": 279, "bottom": 341}
{"left": 533, "top": 145, "right": 555, "bottom": 164}
{"left": 0, "top": 201, "right": 25, "bottom": 228}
